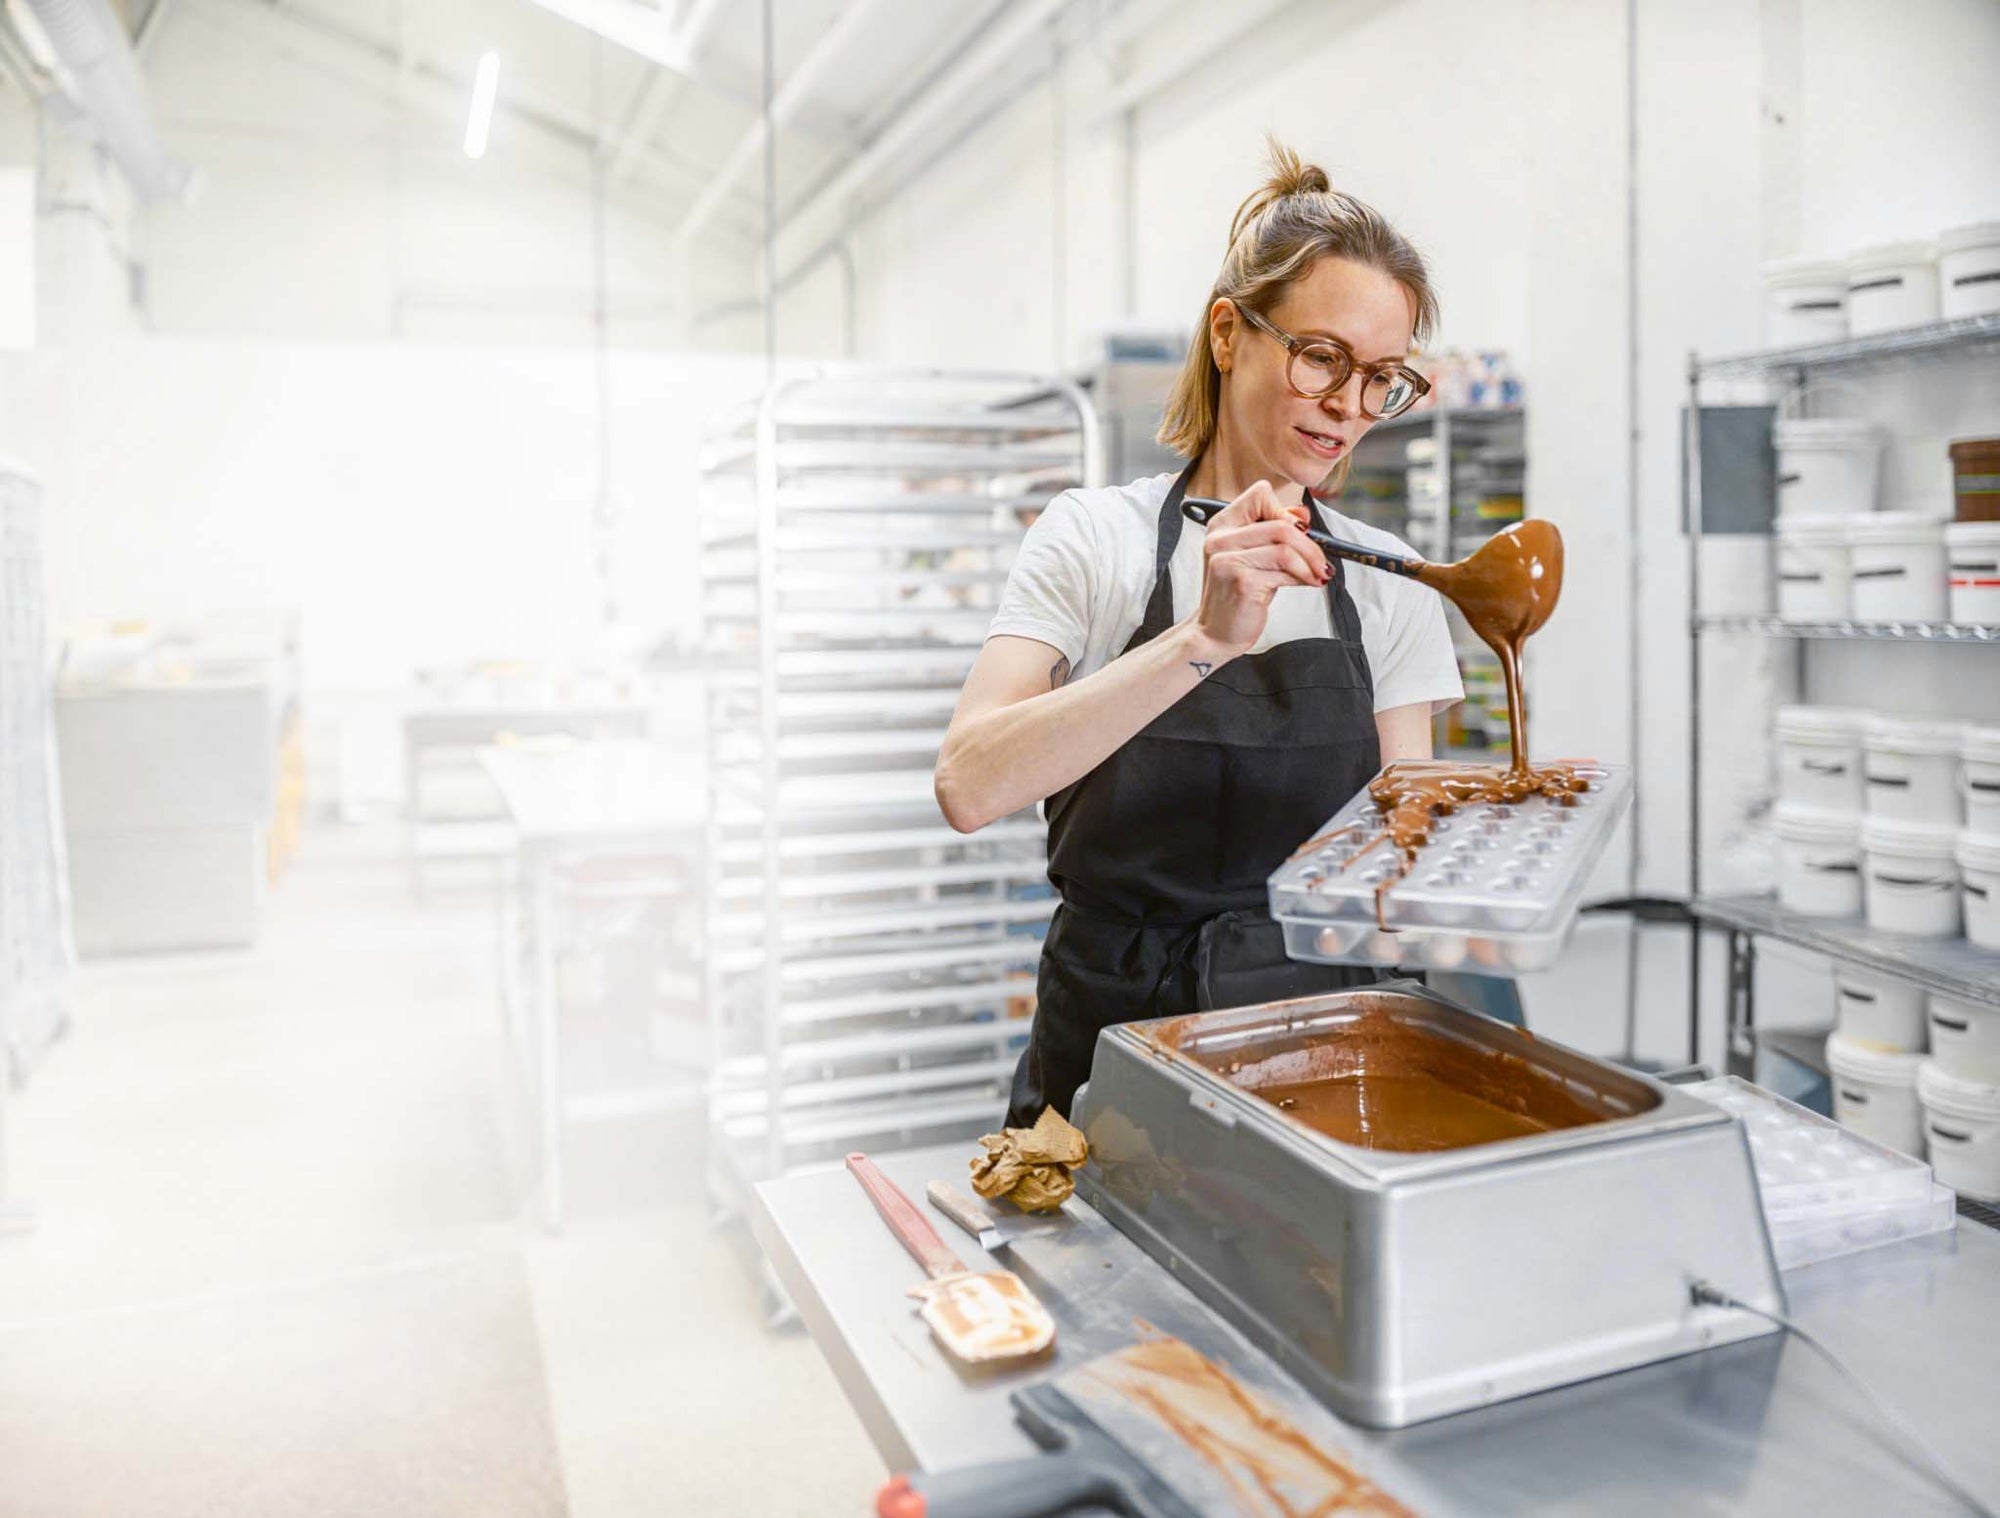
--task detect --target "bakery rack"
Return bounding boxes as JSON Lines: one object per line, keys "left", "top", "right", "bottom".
{"left": 1, "top": 459, "right": 73, "bottom": 1232}
{"left": 698, "top": 369, "right": 1100, "bottom": 1206}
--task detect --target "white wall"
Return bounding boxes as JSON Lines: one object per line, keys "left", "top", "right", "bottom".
{"left": 844, "top": 0, "right": 1539, "bottom": 374}
{"left": 25, "top": 339, "right": 758, "bottom": 681}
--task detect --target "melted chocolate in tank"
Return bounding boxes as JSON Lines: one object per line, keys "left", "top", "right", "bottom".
{"left": 1262, "top": 1073, "right": 1559, "bottom": 1151}
{"left": 1208, "top": 1008, "right": 1607, "bottom": 1153}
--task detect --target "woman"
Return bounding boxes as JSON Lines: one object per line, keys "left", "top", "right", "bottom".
{"left": 935, "top": 143, "right": 1463, "bottom": 1125}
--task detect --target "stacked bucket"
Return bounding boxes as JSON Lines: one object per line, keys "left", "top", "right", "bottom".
{"left": 1775, "top": 711, "right": 2000, "bottom": 1195}
{"left": 1825, "top": 963, "right": 2000, "bottom": 1202}
{"left": 1762, "top": 225, "right": 2000, "bottom": 626}
{"left": 1773, "top": 711, "right": 2000, "bottom": 946}
{"left": 1772, "top": 423, "right": 1999, "bottom": 626}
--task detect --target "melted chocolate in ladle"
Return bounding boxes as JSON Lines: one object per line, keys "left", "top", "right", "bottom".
{"left": 1183, "top": 499, "right": 1586, "bottom": 926}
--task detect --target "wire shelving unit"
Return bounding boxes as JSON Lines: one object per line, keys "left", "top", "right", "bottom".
{"left": 1, "top": 459, "right": 73, "bottom": 1231}
{"left": 1682, "top": 315, "right": 2000, "bottom": 1078}
{"left": 697, "top": 369, "right": 1100, "bottom": 1206}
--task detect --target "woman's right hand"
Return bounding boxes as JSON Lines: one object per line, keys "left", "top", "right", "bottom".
{"left": 1189, "top": 481, "right": 1332, "bottom": 657}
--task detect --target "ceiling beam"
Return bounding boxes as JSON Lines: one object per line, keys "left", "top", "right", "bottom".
{"left": 604, "top": 0, "right": 723, "bottom": 182}
{"left": 514, "top": 0, "right": 691, "bottom": 74}
{"left": 182, "top": 0, "right": 761, "bottom": 242}
{"left": 1084, "top": 0, "right": 1315, "bottom": 126}
{"left": 670, "top": 0, "right": 885, "bottom": 248}
{"left": 773, "top": 0, "right": 1070, "bottom": 261}
{"left": 134, "top": 0, "right": 181, "bottom": 55}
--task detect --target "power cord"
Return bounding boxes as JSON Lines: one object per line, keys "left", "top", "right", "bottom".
{"left": 1690, "top": 1280, "right": 1997, "bottom": 1517}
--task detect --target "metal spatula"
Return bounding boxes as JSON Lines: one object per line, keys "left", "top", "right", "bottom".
{"left": 846, "top": 1152, "right": 1056, "bottom": 1365}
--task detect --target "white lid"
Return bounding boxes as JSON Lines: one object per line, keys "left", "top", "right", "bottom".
{"left": 1828, "top": 1030, "right": 1926, "bottom": 1085}
{"left": 1832, "top": 962, "right": 1900, "bottom": 993}
{"left": 1775, "top": 705, "right": 1867, "bottom": 741}
{"left": 1963, "top": 726, "right": 2000, "bottom": 765}
{"left": 1846, "top": 240, "right": 1938, "bottom": 274}
{"left": 1883, "top": 491, "right": 1954, "bottom": 521}
{"left": 1777, "top": 515, "right": 1853, "bottom": 546}
{"left": 1929, "top": 991, "right": 1991, "bottom": 1020}
{"left": 1864, "top": 715, "right": 1967, "bottom": 755}
{"left": 1956, "top": 831, "right": 2000, "bottom": 873}
{"left": 1773, "top": 802, "right": 1859, "bottom": 843}
{"left": 1843, "top": 512, "right": 1945, "bottom": 546}
{"left": 1859, "top": 815, "right": 1961, "bottom": 857}
{"left": 1773, "top": 418, "right": 1878, "bottom": 449}
{"left": 1917, "top": 1058, "right": 2000, "bottom": 1118}
{"left": 1762, "top": 256, "right": 1848, "bottom": 285}
{"left": 1945, "top": 520, "right": 2000, "bottom": 547}
{"left": 1936, "top": 222, "right": 2000, "bottom": 256}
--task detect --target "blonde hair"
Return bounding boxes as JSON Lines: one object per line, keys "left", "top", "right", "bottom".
{"left": 1158, "top": 139, "right": 1439, "bottom": 468}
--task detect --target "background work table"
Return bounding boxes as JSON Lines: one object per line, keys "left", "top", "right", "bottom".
{"left": 754, "top": 1143, "right": 2000, "bottom": 1517}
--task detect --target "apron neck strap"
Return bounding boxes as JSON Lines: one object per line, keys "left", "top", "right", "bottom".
{"left": 1130, "top": 463, "right": 1355, "bottom": 646}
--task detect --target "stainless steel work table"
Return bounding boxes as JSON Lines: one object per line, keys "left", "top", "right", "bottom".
{"left": 481, "top": 739, "right": 705, "bottom": 1231}
{"left": 752, "top": 1142, "right": 2000, "bottom": 1516}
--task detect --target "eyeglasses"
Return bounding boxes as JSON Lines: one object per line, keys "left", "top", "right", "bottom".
{"left": 1231, "top": 300, "right": 1430, "bottom": 420}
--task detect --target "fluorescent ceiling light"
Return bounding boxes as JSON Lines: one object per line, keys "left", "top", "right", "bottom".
{"left": 463, "top": 51, "right": 499, "bottom": 159}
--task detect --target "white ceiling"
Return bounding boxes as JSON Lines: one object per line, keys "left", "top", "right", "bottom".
{"left": 142, "top": 0, "right": 1055, "bottom": 248}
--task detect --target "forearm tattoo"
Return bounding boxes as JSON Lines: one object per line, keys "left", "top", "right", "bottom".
{"left": 1189, "top": 661, "right": 1213, "bottom": 679}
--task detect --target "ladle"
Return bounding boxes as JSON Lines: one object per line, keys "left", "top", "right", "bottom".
{"left": 1181, "top": 496, "right": 1565, "bottom": 766}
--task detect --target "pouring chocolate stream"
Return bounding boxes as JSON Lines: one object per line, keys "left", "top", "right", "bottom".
{"left": 1183, "top": 497, "right": 1588, "bottom": 926}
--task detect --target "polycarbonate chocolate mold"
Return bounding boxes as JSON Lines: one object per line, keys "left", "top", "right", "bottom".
{"left": 1270, "top": 763, "right": 1633, "bottom": 972}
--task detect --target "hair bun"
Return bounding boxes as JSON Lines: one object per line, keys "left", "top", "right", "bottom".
{"left": 1272, "top": 140, "right": 1336, "bottom": 199}
{"left": 1268, "top": 139, "right": 1331, "bottom": 198}
{"left": 1228, "top": 137, "right": 1332, "bottom": 244}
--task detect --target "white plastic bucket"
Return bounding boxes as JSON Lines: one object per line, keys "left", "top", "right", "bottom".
{"left": 1845, "top": 241, "right": 1940, "bottom": 335}
{"left": 1763, "top": 258, "right": 1849, "bottom": 346}
{"left": 1928, "top": 994, "right": 2000, "bottom": 1084}
{"left": 1828, "top": 1032, "right": 1927, "bottom": 1156}
{"left": 1862, "top": 716, "right": 1965, "bottom": 825}
{"left": 1773, "top": 804, "right": 1862, "bottom": 918}
{"left": 1860, "top": 816, "right": 1961, "bottom": 937}
{"left": 1917, "top": 1060, "right": 2000, "bottom": 1201}
{"left": 1832, "top": 963, "right": 1928, "bottom": 1051}
{"left": 1938, "top": 221, "right": 2000, "bottom": 321}
{"left": 1945, "top": 520, "right": 2000, "bottom": 624}
{"left": 1963, "top": 728, "right": 2000, "bottom": 834}
{"left": 1773, "top": 420, "right": 1880, "bottom": 519}
{"left": 1956, "top": 831, "right": 2000, "bottom": 950}
{"left": 1776, "top": 517, "right": 1852, "bottom": 619}
{"left": 1844, "top": 513, "right": 1948, "bottom": 622}
{"left": 1774, "top": 705, "right": 1866, "bottom": 813}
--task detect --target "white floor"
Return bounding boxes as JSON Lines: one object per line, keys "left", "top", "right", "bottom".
{"left": 0, "top": 823, "right": 883, "bottom": 1518}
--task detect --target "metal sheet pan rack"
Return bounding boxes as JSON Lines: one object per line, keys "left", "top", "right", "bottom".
{"left": 698, "top": 369, "right": 1100, "bottom": 1205}
{"left": 1, "top": 460, "right": 73, "bottom": 1230}
{"left": 1681, "top": 315, "right": 2000, "bottom": 1077}
{"left": 0, "top": 460, "right": 72, "bottom": 1082}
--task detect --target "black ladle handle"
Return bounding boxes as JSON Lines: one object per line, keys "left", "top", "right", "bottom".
{"left": 1181, "top": 496, "right": 1428, "bottom": 580}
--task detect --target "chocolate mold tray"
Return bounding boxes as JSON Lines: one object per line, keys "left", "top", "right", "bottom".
{"left": 1682, "top": 1076, "right": 1954, "bottom": 1270}
{"left": 1269, "top": 762, "right": 1633, "bottom": 974}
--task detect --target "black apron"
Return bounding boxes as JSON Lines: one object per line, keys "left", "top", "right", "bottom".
{"left": 1006, "top": 462, "right": 1388, "bottom": 1125}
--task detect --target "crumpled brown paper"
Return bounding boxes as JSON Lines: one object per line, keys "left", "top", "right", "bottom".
{"left": 969, "top": 1106, "right": 1089, "bottom": 1212}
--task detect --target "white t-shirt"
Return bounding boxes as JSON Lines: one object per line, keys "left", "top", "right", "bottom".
{"left": 988, "top": 472, "right": 1464, "bottom": 715}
